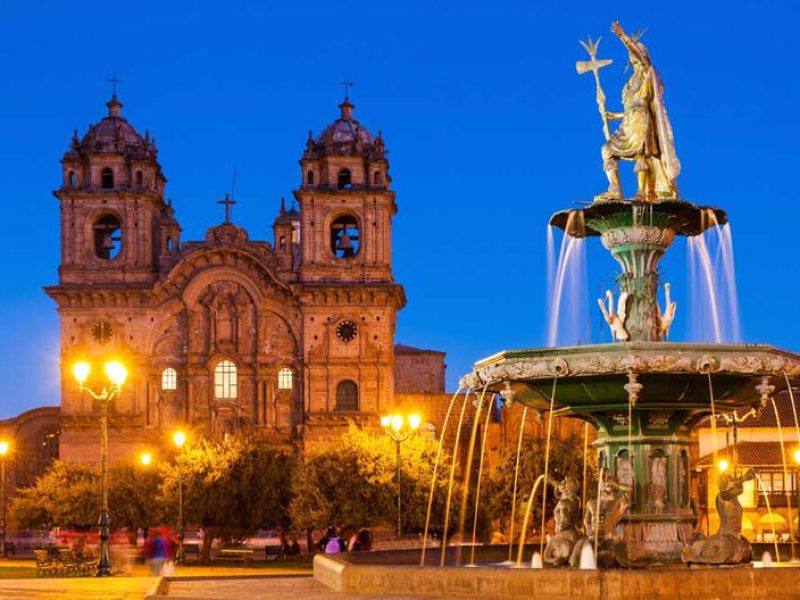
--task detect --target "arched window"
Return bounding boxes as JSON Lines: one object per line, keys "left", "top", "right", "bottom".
{"left": 101, "top": 168, "right": 114, "bottom": 189}
{"left": 337, "top": 168, "right": 352, "bottom": 190}
{"left": 161, "top": 367, "right": 177, "bottom": 391}
{"left": 214, "top": 360, "right": 238, "bottom": 399}
{"left": 167, "top": 237, "right": 174, "bottom": 252}
{"left": 135, "top": 170, "right": 143, "bottom": 186}
{"left": 279, "top": 235, "right": 286, "bottom": 251}
{"left": 335, "top": 379, "right": 358, "bottom": 411}
{"left": 330, "top": 214, "right": 360, "bottom": 259}
{"left": 93, "top": 214, "right": 122, "bottom": 260}
{"left": 373, "top": 170, "right": 382, "bottom": 185}
{"left": 307, "top": 170, "right": 315, "bottom": 185}
{"left": 40, "top": 428, "right": 59, "bottom": 463}
{"left": 68, "top": 171, "right": 76, "bottom": 186}
{"left": 277, "top": 367, "right": 294, "bottom": 390}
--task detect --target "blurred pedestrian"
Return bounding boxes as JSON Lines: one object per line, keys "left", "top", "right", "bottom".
{"left": 349, "top": 528, "right": 371, "bottom": 552}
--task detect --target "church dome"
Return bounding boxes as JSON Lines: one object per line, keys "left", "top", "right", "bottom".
{"left": 306, "top": 98, "right": 385, "bottom": 159}
{"left": 315, "top": 99, "right": 374, "bottom": 145}
{"left": 75, "top": 96, "right": 152, "bottom": 156}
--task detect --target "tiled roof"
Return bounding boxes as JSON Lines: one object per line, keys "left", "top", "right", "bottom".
{"left": 394, "top": 344, "right": 445, "bottom": 355}
{"left": 697, "top": 441, "right": 798, "bottom": 468}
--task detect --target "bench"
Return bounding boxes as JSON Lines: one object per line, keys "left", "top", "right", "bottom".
{"left": 217, "top": 547, "right": 254, "bottom": 564}
{"left": 264, "top": 544, "right": 284, "bottom": 560}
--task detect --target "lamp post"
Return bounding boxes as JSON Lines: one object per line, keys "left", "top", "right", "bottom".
{"left": 380, "top": 413, "right": 421, "bottom": 537}
{"left": 0, "top": 440, "right": 9, "bottom": 559}
{"left": 173, "top": 430, "right": 186, "bottom": 564}
{"left": 73, "top": 359, "right": 128, "bottom": 577}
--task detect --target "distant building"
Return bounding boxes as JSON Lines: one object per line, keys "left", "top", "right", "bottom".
{"left": 695, "top": 390, "right": 799, "bottom": 542}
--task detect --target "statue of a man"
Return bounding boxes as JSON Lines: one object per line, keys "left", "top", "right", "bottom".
{"left": 597, "top": 21, "right": 681, "bottom": 202}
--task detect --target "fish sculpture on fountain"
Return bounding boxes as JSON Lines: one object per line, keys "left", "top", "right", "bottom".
{"left": 543, "top": 476, "right": 582, "bottom": 566}
{"left": 682, "top": 468, "right": 756, "bottom": 564}
{"left": 460, "top": 19, "right": 800, "bottom": 568}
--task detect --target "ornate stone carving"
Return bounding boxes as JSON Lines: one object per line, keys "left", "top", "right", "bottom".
{"left": 544, "top": 476, "right": 582, "bottom": 567}
{"left": 600, "top": 225, "right": 675, "bottom": 251}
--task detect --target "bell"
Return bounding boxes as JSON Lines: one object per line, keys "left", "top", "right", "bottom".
{"left": 336, "top": 231, "right": 353, "bottom": 251}
{"left": 101, "top": 232, "right": 115, "bottom": 250}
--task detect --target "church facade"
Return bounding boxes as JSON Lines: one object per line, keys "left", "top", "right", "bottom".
{"left": 45, "top": 93, "right": 409, "bottom": 462}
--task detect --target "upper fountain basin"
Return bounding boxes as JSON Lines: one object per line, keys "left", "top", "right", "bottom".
{"left": 460, "top": 342, "right": 800, "bottom": 417}
{"left": 550, "top": 199, "right": 727, "bottom": 238}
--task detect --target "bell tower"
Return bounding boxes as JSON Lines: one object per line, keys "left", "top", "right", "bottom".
{"left": 294, "top": 93, "right": 405, "bottom": 437}
{"left": 55, "top": 94, "right": 176, "bottom": 285}
{"left": 294, "top": 94, "right": 394, "bottom": 283}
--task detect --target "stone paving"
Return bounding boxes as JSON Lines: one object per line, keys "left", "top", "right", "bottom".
{"left": 0, "top": 576, "right": 152, "bottom": 599}
{"left": 165, "top": 575, "right": 442, "bottom": 600}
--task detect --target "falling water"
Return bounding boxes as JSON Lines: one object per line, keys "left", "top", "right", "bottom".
{"left": 581, "top": 422, "right": 590, "bottom": 517}
{"left": 547, "top": 226, "right": 588, "bottom": 347}
{"left": 753, "top": 473, "right": 781, "bottom": 562}
{"left": 455, "top": 385, "right": 488, "bottom": 565}
{"left": 440, "top": 391, "right": 472, "bottom": 566}
{"left": 421, "top": 388, "right": 463, "bottom": 565}
{"left": 687, "top": 216, "right": 742, "bottom": 343}
{"left": 707, "top": 373, "right": 720, "bottom": 469}
{"left": 507, "top": 407, "right": 529, "bottom": 562}
{"left": 770, "top": 396, "right": 796, "bottom": 562}
{"left": 516, "top": 474, "right": 546, "bottom": 565}
{"left": 539, "top": 377, "right": 559, "bottom": 557}
{"left": 469, "top": 395, "right": 496, "bottom": 566}
{"left": 783, "top": 374, "right": 800, "bottom": 447}
{"left": 579, "top": 542, "right": 597, "bottom": 569}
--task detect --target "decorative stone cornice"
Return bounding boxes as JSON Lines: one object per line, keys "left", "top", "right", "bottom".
{"left": 459, "top": 343, "right": 800, "bottom": 391}
{"left": 600, "top": 226, "right": 675, "bottom": 251}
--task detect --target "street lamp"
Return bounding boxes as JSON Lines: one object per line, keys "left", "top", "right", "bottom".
{"left": 139, "top": 452, "right": 153, "bottom": 467}
{"left": 73, "top": 359, "right": 128, "bottom": 577}
{"left": 173, "top": 430, "right": 186, "bottom": 564}
{"left": 0, "top": 440, "right": 9, "bottom": 559}
{"left": 380, "top": 412, "right": 421, "bottom": 537}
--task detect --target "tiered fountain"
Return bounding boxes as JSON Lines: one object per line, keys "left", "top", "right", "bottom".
{"left": 314, "top": 21, "right": 800, "bottom": 598}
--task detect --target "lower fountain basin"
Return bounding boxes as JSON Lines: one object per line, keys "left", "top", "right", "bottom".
{"left": 460, "top": 342, "right": 800, "bottom": 417}
{"left": 314, "top": 550, "right": 800, "bottom": 599}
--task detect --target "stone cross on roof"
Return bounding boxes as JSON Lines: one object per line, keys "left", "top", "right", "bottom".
{"left": 107, "top": 74, "right": 122, "bottom": 97}
{"left": 338, "top": 77, "right": 355, "bottom": 100}
{"left": 217, "top": 193, "right": 237, "bottom": 224}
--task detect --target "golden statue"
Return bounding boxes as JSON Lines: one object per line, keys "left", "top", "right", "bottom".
{"left": 578, "top": 22, "right": 681, "bottom": 202}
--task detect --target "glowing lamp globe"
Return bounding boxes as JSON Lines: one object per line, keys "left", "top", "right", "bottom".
{"left": 391, "top": 415, "right": 404, "bottom": 432}
{"left": 73, "top": 361, "right": 91, "bottom": 385}
{"left": 105, "top": 361, "right": 128, "bottom": 387}
{"left": 718, "top": 459, "right": 729, "bottom": 473}
{"left": 380, "top": 415, "right": 391, "bottom": 428}
{"left": 140, "top": 452, "right": 152, "bottom": 466}
{"left": 408, "top": 413, "right": 422, "bottom": 431}
{"left": 173, "top": 431, "right": 186, "bottom": 449}
{"left": 0, "top": 441, "right": 9, "bottom": 457}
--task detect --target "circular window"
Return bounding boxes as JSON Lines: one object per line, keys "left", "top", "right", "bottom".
{"left": 330, "top": 215, "right": 360, "bottom": 259}
{"left": 335, "top": 320, "right": 358, "bottom": 343}
{"left": 91, "top": 320, "right": 114, "bottom": 344}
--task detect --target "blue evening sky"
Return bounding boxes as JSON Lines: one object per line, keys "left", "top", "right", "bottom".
{"left": 0, "top": 1, "right": 798, "bottom": 416}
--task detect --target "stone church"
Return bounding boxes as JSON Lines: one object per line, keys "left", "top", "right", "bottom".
{"left": 42, "top": 91, "right": 445, "bottom": 463}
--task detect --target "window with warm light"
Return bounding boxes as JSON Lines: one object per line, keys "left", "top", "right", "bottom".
{"left": 277, "top": 367, "right": 294, "bottom": 390}
{"left": 161, "top": 367, "right": 177, "bottom": 391}
{"left": 335, "top": 380, "right": 358, "bottom": 411}
{"left": 214, "top": 360, "right": 238, "bottom": 399}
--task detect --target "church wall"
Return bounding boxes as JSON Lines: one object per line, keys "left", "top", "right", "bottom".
{"left": 394, "top": 349, "right": 446, "bottom": 394}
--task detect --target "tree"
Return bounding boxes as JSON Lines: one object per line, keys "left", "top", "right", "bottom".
{"left": 289, "top": 424, "right": 454, "bottom": 537}
{"left": 483, "top": 431, "right": 593, "bottom": 541}
{"left": 158, "top": 435, "right": 296, "bottom": 562}
{"left": 10, "top": 460, "right": 161, "bottom": 534}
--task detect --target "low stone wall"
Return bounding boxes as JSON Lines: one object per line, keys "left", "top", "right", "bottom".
{"left": 314, "top": 554, "right": 800, "bottom": 600}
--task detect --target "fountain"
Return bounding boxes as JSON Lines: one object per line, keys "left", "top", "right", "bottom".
{"left": 314, "top": 20, "right": 800, "bottom": 598}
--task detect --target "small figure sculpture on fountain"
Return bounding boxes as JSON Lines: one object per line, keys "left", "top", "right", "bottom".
{"left": 597, "top": 290, "right": 630, "bottom": 341}
{"left": 570, "top": 468, "right": 633, "bottom": 568}
{"left": 657, "top": 282, "right": 677, "bottom": 340}
{"left": 543, "top": 476, "right": 582, "bottom": 567}
{"left": 682, "top": 468, "right": 755, "bottom": 565}
{"left": 578, "top": 21, "right": 681, "bottom": 201}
